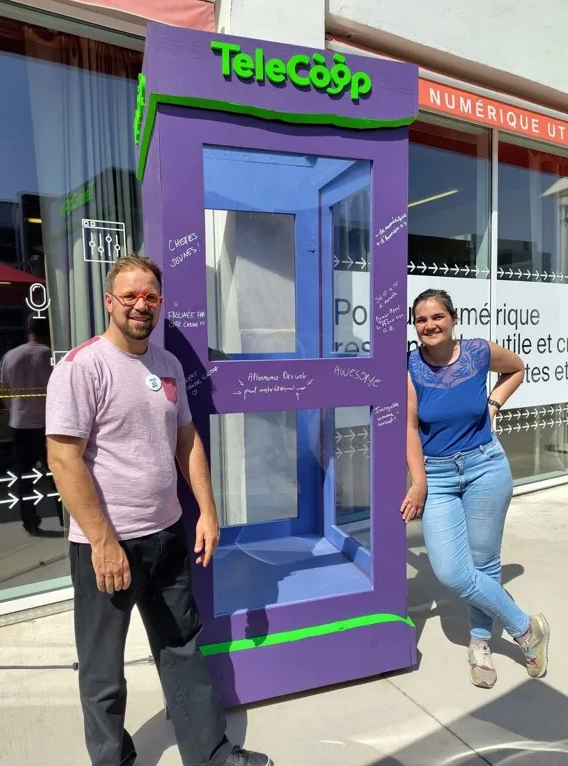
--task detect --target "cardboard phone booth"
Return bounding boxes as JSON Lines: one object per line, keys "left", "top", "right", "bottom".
{"left": 136, "top": 23, "right": 419, "bottom": 706}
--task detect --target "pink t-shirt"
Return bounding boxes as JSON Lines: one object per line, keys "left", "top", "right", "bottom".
{"left": 45, "top": 336, "right": 192, "bottom": 544}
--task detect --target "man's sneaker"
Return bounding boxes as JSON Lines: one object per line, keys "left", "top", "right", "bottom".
{"left": 518, "top": 613, "right": 550, "bottom": 678}
{"left": 468, "top": 641, "right": 497, "bottom": 688}
{"left": 224, "top": 746, "right": 274, "bottom": 766}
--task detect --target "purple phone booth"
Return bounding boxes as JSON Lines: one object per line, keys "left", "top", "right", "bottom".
{"left": 136, "top": 24, "right": 419, "bottom": 707}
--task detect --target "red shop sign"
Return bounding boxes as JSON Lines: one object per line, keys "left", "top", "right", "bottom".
{"left": 419, "top": 78, "right": 568, "bottom": 149}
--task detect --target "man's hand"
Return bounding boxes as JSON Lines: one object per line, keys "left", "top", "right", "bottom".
{"left": 176, "top": 423, "right": 221, "bottom": 567}
{"left": 194, "top": 511, "right": 220, "bottom": 567}
{"left": 91, "top": 538, "right": 131, "bottom": 594}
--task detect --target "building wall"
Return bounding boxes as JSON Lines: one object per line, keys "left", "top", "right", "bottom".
{"left": 216, "top": 0, "right": 325, "bottom": 46}
{"left": 327, "top": 0, "right": 568, "bottom": 110}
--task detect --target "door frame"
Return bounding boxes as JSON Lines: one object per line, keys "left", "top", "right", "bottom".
{"left": 202, "top": 147, "right": 322, "bottom": 543}
{"left": 320, "top": 163, "right": 373, "bottom": 572}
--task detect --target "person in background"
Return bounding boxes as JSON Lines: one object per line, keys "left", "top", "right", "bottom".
{"left": 0, "top": 314, "right": 59, "bottom": 534}
{"left": 401, "top": 288, "right": 549, "bottom": 689}
{"left": 45, "top": 254, "right": 272, "bottom": 766}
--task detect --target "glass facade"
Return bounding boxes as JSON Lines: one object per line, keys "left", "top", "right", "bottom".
{"left": 497, "top": 137, "right": 568, "bottom": 483}
{"left": 406, "top": 117, "right": 568, "bottom": 486}
{"left": 0, "top": 8, "right": 567, "bottom": 611}
{"left": 0, "top": 10, "right": 142, "bottom": 605}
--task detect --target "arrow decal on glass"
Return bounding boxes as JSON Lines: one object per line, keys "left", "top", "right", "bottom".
{"left": 334, "top": 425, "right": 370, "bottom": 459}
{"left": 0, "top": 471, "right": 17, "bottom": 488}
{"left": 408, "top": 261, "right": 568, "bottom": 282}
{"left": 333, "top": 253, "right": 369, "bottom": 272}
{"left": 0, "top": 493, "right": 18, "bottom": 510}
{"left": 495, "top": 406, "right": 568, "bottom": 435}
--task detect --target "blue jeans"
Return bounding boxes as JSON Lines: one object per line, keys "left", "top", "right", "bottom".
{"left": 422, "top": 436, "right": 530, "bottom": 641}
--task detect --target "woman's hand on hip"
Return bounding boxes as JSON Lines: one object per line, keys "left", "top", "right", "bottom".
{"left": 401, "top": 482, "right": 426, "bottom": 524}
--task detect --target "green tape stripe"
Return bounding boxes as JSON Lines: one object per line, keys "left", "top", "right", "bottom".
{"left": 136, "top": 93, "right": 159, "bottom": 182}
{"left": 200, "top": 612, "right": 415, "bottom": 656}
{"left": 136, "top": 92, "right": 417, "bottom": 181}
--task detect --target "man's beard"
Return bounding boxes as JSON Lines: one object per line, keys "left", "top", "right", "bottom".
{"left": 121, "top": 312, "right": 154, "bottom": 340}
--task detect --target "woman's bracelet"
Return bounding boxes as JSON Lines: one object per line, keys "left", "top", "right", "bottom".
{"left": 487, "top": 398, "right": 502, "bottom": 410}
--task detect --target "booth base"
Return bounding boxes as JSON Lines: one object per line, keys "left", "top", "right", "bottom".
{"left": 206, "top": 620, "right": 417, "bottom": 708}
{"left": 213, "top": 534, "right": 372, "bottom": 615}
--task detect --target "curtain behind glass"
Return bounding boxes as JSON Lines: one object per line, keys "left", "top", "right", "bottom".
{"left": 23, "top": 26, "right": 143, "bottom": 354}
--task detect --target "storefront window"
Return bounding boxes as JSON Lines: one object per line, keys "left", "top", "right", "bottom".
{"left": 498, "top": 137, "right": 568, "bottom": 484}
{"left": 407, "top": 117, "right": 568, "bottom": 486}
{"left": 406, "top": 117, "right": 568, "bottom": 486}
{"left": 408, "top": 115, "right": 491, "bottom": 289}
{"left": 0, "top": 14, "right": 142, "bottom": 604}
{"left": 407, "top": 116, "right": 492, "bottom": 369}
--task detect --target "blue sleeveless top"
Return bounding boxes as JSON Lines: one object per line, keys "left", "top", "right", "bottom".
{"left": 408, "top": 338, "right": 492, "bottom": 457}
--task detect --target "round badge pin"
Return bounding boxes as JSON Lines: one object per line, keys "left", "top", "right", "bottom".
{"left": 146, "top": 374, "right": 162, "bottom": 392}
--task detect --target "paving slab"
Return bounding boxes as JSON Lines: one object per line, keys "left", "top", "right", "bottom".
{"left": 1, "top": 486, "right": 566, "bottom": 766}
{"left": 394, "top": 486, "right": 568, "bottom": 766}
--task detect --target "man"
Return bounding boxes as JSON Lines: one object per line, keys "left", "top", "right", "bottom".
{"left": 46, "top": 254, "right": 272, "bottom": 766}
{"left": 0, "top": 314, "right": 60, "bottom": 534}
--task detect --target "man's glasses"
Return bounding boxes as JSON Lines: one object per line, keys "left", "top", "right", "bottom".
{"left": 112, "top": 291, "right": 162, "bottom": 308}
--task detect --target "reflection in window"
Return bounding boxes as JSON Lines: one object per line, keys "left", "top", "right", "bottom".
{"left": 331, "top": 188, "right": 370, "bottom": 274}
{"left": 498, "top": 404, "right": 568, "bottom": 486}
{"left": 499, "top": 137, "right": 568, "bottom": 279}
{"left": 0, "top": 15, "right": 142, "bottom": 603}
{"left": 210, "top": 407, "right": 372, "bottom": 615}
{"left": 206, "top": 210, "right": 297, "bottom": 355}
{"left": 333, "top": 406, "right": 371, "bottom": 552}
{"left": 497, "top": 137, "right": 568, "bottom": 485}
{"left": 210, "top": 410, "right": 299, "bottom": 527}
{"left": 409, "top": 116, "right": 491, "bottom": 278}
{"left": 331, "top": 187, "right": 371, "bottom": 356}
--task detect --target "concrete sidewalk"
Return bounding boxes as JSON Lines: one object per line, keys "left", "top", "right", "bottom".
{"left": 1, "top": 486, "right": 566, "bottom": 766}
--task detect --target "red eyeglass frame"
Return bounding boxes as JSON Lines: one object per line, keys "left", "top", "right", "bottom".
{"left": 111, "top": 291, "right": 163, "bottom": 308}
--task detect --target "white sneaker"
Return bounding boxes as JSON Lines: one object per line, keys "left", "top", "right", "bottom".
{"left": 468, "top": 641, "right": 497, "bottom": 688}
{"left": 518, "top": 613, "right": 550, "bottom": 679}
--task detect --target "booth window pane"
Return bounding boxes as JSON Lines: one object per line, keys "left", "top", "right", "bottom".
{"left": 205, "top": 209, "right": 297, "bottom": 355}
{"left": 331, "top": 187, "right": 371, "bottom": 356}
{"left": 333, "top": 406, "right": 370, "bottom": 551}
{"left": 210, "top": 410, "right": 299, "bottom": 527}
{"left": 497, "top": 137, "right": 568, "bottom": 484}
{"left": 203, "top": 145, "right": 372, "bottom": 360}
{"left": 211, "top": 407, "right": 372, "bottom": 616}
{"left": 0, "top": 14, "right": 143, "bottom": 603}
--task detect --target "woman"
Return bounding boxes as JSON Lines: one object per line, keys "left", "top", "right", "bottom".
{"left": 402, "top": 288, "right": 549, "bottom": 689}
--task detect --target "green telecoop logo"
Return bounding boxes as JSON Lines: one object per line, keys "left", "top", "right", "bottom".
{"left": 211, "top": 41, "right": 372, "bottom": 102}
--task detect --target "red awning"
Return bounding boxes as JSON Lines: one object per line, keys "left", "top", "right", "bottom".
{"left": 0, "top": 262, "right": 45, "bottom": 306}
{"left": 66, "top": 0, "right": 215, "bottom": 30}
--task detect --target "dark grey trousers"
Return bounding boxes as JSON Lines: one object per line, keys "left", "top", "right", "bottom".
{"left": 70, "top": 519, "right": 232, "bottom": 766}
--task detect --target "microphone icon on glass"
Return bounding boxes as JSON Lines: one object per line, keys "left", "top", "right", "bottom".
{"left": 25, "top": 283, "right": 51, "bottom": 319}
